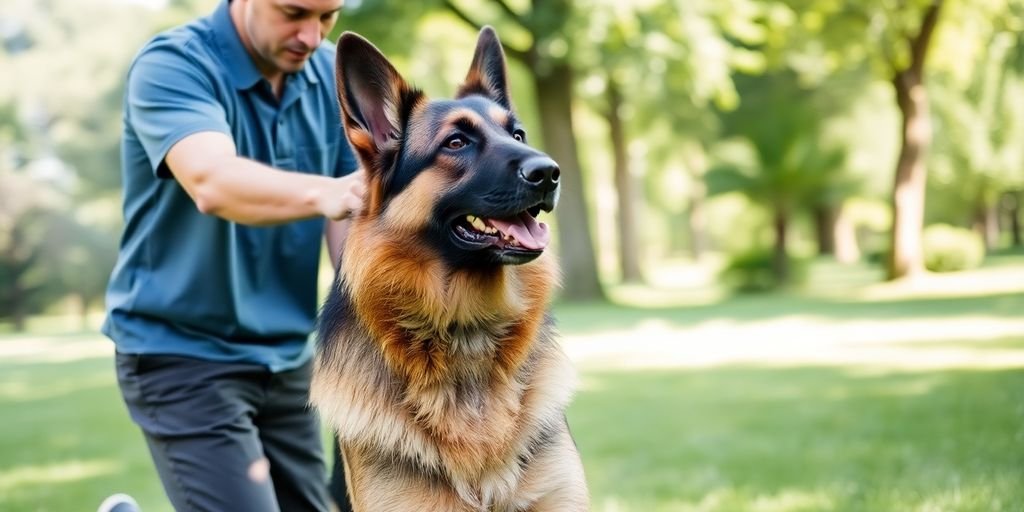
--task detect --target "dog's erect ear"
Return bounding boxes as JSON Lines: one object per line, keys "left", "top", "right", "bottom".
{"left": 335, "top": 32, "right": 420, "bottom": 160}
{"left": 457, "top": 26, "right": 511, "bottom": 110}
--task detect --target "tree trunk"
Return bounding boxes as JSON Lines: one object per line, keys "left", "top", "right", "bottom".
{"left": 772, "top": 207, "right": 789, "bottom": 283}
{"left": 888, "top": 70, "right": 929, "bottom": 279}
{"left": 833, "top": 205, "right": 861, "bottom": 264}
{"left": 974, "top": 202, "right": 1000, "bottom": 250}
{"left": 681, "top": 142, "right": 709, "bottom": 261}
{"left": 532, "top": 62, "right": 604, "bottom": 300}
{"left": 604, "top": 79, "right": 642, "bottom": 283}
{"left": 4, "top": 224, "right": 28, "bottom": 332}
{"left": 887, "top": 1, "right": 943, "bottom": 281}
{"left": 10, "top": 280, "right": 26, "bottom": 332}
{"left": 686, "top": 196, "right": 707, "bottom": 261}
{"left": 1008, "top": 192, "right": 1022, "bottom": 247}
{"left": 813, "top": 205, "right": 836, "bottom": 255}
{"left": 80, "top": 295, "right": 92, "bottom": 331}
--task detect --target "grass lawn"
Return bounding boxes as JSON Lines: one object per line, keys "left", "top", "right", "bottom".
{"left": 2, "top": 256, "right": 1023, "bottom": 511}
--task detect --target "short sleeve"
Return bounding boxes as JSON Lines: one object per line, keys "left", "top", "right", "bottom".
{"left": 126, "top": 42, "right": 231, "bottom": 178}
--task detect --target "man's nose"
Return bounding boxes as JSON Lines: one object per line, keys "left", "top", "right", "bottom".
{"left": 297, "top": 19, "right": 321, "bottom": 48}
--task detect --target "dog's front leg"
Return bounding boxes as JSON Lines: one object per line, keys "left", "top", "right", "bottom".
{"left": 342, "top": 444, "right": 476, "bottom": 512}
{"left": 514, "top": 427, "right": 590, "bottom": 511}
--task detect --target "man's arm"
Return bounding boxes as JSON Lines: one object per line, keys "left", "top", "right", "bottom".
{"left": 166, "top": 131, "right": 365, "bottom": 226}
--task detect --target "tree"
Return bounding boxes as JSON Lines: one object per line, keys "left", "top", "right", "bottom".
{"left": 708, "top": 70, "right": 858, "bottom": 281}
{"left": 0, "top": 0, "right": 156, "bottom": 326}
{"left": 885, "top": 0, "right": 944, "bottom": 279}
{"left": 603, "top": 76, "right": 643, "bottom": 282}
{"left": 598, "top": 0, "right": 761, "bottom": 262}
{"left": 927, "top": 6, "right": 1024, "bottom": 249}
{"left": 0, "top": 169, "right": 61, "bottom": 330}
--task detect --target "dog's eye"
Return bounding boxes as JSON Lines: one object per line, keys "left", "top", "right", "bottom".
{"left": 513, "top": 130, "right": 526, "bottom": 143}
{"left": 444, "top": 136, "right": 468, "bottom": 150}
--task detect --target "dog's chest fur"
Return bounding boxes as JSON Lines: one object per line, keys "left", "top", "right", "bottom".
{"left": 312, "top": 296, "right": 576, "bottom": 509}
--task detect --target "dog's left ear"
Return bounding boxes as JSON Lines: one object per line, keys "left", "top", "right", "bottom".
{"left": 335, "top": 32, "right": 421, "bottom": 163}
{"left": 457, "top": 26, "right": 512, "bottom": 110}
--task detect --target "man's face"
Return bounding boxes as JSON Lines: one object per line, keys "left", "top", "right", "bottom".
{"left": 241, "top": 0, "right": 344, "bottom": 75}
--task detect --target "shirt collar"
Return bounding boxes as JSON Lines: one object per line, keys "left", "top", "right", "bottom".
{"left": 211, "top": 1, "right": 322, "bottom": 91}
{"left": 211, "top": 0, "right": 262, "bottom": 90}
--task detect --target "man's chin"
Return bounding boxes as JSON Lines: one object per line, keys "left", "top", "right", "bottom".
{"left": 277, "top": 59, "right": 307, "bottom": 74}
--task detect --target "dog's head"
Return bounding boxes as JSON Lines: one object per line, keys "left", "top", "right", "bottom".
{"left": 335, "top": 27, "right": 559, "bottom": 268}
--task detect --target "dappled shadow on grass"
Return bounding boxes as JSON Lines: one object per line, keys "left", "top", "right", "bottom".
{"left": 555, "top": 290, "right": 1024, "bottom": 336}
{"left": 569, "top": 365, "right": 1024, "bottom": 512}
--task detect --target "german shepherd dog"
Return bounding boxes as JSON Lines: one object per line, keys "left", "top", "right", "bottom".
{"left": 310, "top": 27, "right": 590, "bottom": 512}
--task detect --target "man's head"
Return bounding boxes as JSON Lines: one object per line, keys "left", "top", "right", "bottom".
{"left": 231, "top": 0, "right": 344, "bottom": 77}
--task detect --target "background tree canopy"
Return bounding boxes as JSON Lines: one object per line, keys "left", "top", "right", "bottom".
{"left": 2, "top": 0, "right": 1024, "bottom": 326}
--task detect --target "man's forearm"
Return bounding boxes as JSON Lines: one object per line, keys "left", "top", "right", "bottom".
{"left": 166, "top": 131, "right": 363, "bottom": 226}
{"left": 189, "top": 156, "right": 337, "bottom": 226}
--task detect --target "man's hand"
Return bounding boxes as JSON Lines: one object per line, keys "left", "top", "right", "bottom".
{"left": 317, "top": 169, "right": 366, "bottom": 221}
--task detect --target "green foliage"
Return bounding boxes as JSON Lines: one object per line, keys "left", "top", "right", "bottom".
{"left": 927, "top": 15, "right": 1024, "bottom": 226}
{"left": 922, "top": 223, "right": 985, "bottom": 272}
{"left": 720, "top": 249, "right": 808, "bottom": 292}
{"left": 708, "top": 69, "right": 862, "bottom": 212}
{"left": 0, "top": 168, "right": 63, "bottom": 328}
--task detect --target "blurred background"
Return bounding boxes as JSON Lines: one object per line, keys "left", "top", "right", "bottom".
{"left": 2, "top": 0, "right": 1023, "bottom": 510}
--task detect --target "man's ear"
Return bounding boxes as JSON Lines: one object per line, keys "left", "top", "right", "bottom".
{"left": 456, "top": 26, "right": 511, "bottom": 110}
{"left": 335, "top": 32, "right": 421, "bottom": 161}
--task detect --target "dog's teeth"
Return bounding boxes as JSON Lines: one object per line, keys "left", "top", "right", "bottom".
{"left": 470, "top": 217, "right": 488, "bottom": 232}
{"left": 466, "top": 215, "right": 477, "bottom": 223}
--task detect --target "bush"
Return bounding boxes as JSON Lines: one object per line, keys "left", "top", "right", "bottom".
{"left": 720, "top": 249, "right": 808, "bottom": 293}
{"left": 922, "top": 224, "right": 985, "bottom": 273}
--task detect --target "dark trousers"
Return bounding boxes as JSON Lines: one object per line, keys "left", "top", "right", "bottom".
{"left": 115, "top": 353, "right": 331, "bottom": 512}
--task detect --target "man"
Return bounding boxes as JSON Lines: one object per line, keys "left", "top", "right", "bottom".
{"left": 103, "top": 0, "right": 360, "bottom": 510}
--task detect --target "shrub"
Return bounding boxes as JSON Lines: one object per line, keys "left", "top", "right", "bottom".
{"left": 922, "top": 224, "right": 985, "bottom": 273}
{"left": 720, "top": 249, "right": 808, "bottom": 292}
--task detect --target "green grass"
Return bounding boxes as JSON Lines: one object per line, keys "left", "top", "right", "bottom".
{"left": 571, "top": 365, "right": 1024, "bottom": 512}
{"left": 2, "top": 256, "right": 1024, "bottom": 511}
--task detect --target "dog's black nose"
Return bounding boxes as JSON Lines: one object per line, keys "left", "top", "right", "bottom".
{"left": 518, "top": 156, "right": 560, "bottom": 191}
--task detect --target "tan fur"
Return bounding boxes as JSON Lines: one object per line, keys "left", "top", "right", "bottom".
{"left": 313, "top": 213, "right": 588, "bottom": 510}
{"left": 314, "top": 27, "right": 588, "bottom": 512}
{"left": 488, "top": 106, "right": 509, "bottom": 127}
{"left": 380, "top": 170, "right": 449, "bottom": 233}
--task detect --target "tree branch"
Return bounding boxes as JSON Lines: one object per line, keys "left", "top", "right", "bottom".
{"left": 501, "top": 42, "right": 531, "bottom": 63}
{"left": 908, "top": 0, "right": 944, "bottom": 75}
{"left": 486, "top": 0, "right": 529, "bottom": 30}
{"left": 443, "top": 0, "right": 484, "bottom": 31}
{"left": 443, "top": 0, "right": 532, "bottom": 63}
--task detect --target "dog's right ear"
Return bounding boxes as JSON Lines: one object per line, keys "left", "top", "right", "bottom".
{"left": 335, "top": 33, "right": 421, "bottom": 166}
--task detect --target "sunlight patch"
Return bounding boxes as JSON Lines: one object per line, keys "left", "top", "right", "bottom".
{"left": 0, "top": 459, "right": 120, "bottom": 492}
{"left": 563, "top": 315, "right": 1024, "bottom": 372}
{"left": 0, "top": 335, "right": 112, "bottom": 364}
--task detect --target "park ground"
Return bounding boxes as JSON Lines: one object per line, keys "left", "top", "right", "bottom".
{"left": 1, "top": 255, "right": 1023, "bottom": 511}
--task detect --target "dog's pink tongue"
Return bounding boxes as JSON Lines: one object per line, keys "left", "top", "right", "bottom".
{"left": 489, "top": 213, "right": 550, "bottom": 250}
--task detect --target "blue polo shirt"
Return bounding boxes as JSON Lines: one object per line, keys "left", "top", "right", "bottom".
{"left": 102, "top": 0, "right": 357, "bottom": 372}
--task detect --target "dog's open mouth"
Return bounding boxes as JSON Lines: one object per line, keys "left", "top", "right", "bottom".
{"left": 452, "top": 206, "right": 550, "bottom": 251}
